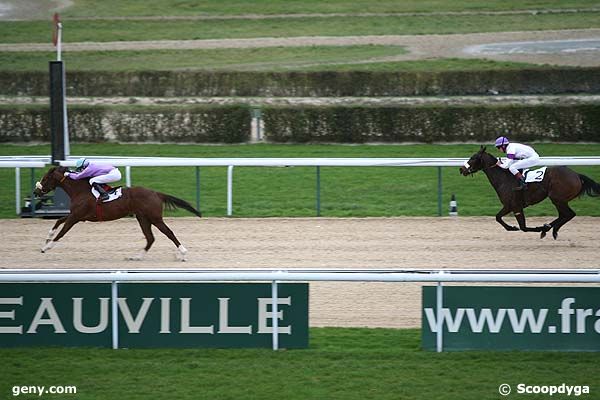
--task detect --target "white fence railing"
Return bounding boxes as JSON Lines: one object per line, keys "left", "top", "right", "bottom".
{"left": 1, "top": 159, "right": 48, "bottom": 215}
{"left": 57, "top": 156, "right": 600, "bottom": 167}
{"left": 4, "top": 156, "right": 600, "bottom": 216}
{"left": 1, "top": 268, "right": 599, "bottom": 351}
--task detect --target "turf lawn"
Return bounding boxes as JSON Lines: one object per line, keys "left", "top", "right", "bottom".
{"left": 0, "top": 328, "right": 597, "bottom": 400}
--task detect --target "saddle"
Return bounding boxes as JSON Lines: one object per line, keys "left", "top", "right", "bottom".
{"left": 91, "top": 185, "right": 123, "bottom": 203}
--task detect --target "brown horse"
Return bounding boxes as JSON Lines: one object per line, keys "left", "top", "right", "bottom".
{"left": 34, "top": 166, "right": 201, "bottom": 260}
{"left": 459, "top": 146, "right": 600, "bottom": 239}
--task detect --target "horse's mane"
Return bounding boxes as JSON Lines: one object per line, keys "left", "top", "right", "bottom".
{"left": 480, "top": 149, "right": 498, "bottom": 164}
{"left": 47, "top": 166, "right": 68, "bottom": 174}
{"left": 479, "top": 148, "right": 517, "bottom": 181}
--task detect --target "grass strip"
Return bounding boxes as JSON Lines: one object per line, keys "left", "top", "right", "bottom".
{"left": 0, "top": 46, "right": 414, "bottom": 72}
{"left": 0, "top": 51, "right": 536, "bottom": 72}
{"left": 1, "top": 12, "right": 599, "bottom": 44}
{"left": 0, "top": 327, "right": 597, "bottom": 400}
{"left": 62, "top": 0, "right": 600, "bottom": 17}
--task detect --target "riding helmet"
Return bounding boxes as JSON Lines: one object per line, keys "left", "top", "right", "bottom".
{"left": 494, "top": 136, "right": 509, "bottom": 148}
{"left": 75, "top": 157, "right": 89, "bottom": 171}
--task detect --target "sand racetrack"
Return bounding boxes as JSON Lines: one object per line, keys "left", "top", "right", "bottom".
{"left": 1, "top": 216, "right": 598, "bottom": 328}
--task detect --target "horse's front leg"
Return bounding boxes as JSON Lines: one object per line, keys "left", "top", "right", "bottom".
{"left": 45, "top": 216, "right": 68, "bottom": 243}
{"left": 496, "top": 206, "right": 519, "bottom": 231}
{"left": 41, "top": 215, "right": 80, "bottom": 253}
{"left": 513, "top": 211, "right": 547, "bottom": 234}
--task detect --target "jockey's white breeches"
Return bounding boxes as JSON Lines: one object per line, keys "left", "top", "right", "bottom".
{"left": 89, "top": 168, "right": 122, "bottom": 185}
{"left": 508, "top": 156, "right": 540, "bottom": 175}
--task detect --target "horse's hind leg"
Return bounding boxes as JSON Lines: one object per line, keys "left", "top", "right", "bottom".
{"left": 547, "top": 201, "right": 576, "bottom": 240}
{"left": 45, "top": 216, "right": 67, "bottom": 243}
{"left": 513, "top": 210, "right": 547, "bottom": 234}
{"left": 152, "top": 219, "right": 187, "bottom": 261}
{"left": 128, "top": 215, "right": 155, "bottom": 261}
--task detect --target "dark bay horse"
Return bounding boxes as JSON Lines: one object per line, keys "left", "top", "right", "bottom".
{"left": 34, "top": 166, "right": 201, "bottom": 260}
{"left": 459, "top": 146, "right": 600, "bottom": 239}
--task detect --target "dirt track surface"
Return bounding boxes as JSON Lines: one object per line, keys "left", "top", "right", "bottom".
{"left": 1, "top": 217, "right": 598, "bottom": 328}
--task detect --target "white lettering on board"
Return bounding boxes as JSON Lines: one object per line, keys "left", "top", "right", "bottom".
{"left": 0, "top": 297, "right": 23, "bottom": 334}
{"left": 27, "top": 298, "right": 66, "bottom": 334}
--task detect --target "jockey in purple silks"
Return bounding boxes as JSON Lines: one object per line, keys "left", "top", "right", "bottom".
{"left": 64, "top": 158, "right": 122, "bottom": 201}
{"left": 494, "top": 136, "right": 540, "bottom": 191}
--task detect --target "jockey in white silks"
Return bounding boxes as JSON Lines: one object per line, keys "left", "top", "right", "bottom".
{"left": 64, "top": 158, "right": 122, "bottom": 201}
{"left": 494, "top": 136, "right": 540, "bottom": 191}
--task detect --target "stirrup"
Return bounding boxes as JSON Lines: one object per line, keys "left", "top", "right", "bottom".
{"left": 93, "top": 184, "right": 109, "bottom": 200}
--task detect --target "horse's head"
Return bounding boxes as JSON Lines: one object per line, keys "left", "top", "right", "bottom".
{"left": 459, "top": 146, "right": 498, "bottom": 176}
{"left": 34, "top": 166, "right": 68, "bottom": 196}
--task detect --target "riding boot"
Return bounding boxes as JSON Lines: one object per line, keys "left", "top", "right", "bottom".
{"left": 93, "top": 183, "right": 109, "bottom": 201}
{"left": 513, "top": 172, "right": 527, "bottom": 191}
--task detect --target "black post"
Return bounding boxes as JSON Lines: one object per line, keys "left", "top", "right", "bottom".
{"left": 46, "top": 60, "right": 71, "bottom": 217}
{"left": 49, "top": 60, "right": 69, "bottom": 164}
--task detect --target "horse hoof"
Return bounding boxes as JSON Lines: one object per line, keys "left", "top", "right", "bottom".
{"left": 540, "top": 231, "right": 546, "bottom": 239}
{"left": 553, "top": 231, "right": 558, "bottom": 240}
{"left": 127, "top": 250, "right": 147, "bottom": 261}
{"left": 508, "top": 226, "right": 519, "bottom": 231}
{"left": 176, "top": 245, "right": 188, "bottom": 261}
{"left": 40, "top": 241, "right": 56, "bottom": 253}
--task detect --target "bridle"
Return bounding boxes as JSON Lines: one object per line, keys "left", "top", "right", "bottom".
{"left": 36, "top": 170, "right": 66, "bottom": 194}
{"left": 463, "top": 153, "right": 498, "bottom": 174}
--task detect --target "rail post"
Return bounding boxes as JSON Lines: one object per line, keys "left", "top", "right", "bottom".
{"left": 436, "top": 276, "right": 444, "bottom": 353}
{"left": 30, "top": 168, "right": 37, "bottom": 217}
{"left": 437, "top": 167, "right": 443, "bottom": 217}
{"left": 111, "top": 273, "right": 120, "bottom": 349}
{"left": 195, "top": 166, "right": 201, "bottom": 212}
{"left": 227, "top": 165, "right": 234, "bottom": 216}
{"left": 272, "top": 280, "right": 279, "bottom": 351}
{"left": 15, "top": 167, "right": 20, "bottom": 215}
{"left": 316, "top": 166, "right": 321, "bottom": 217}
{"left": 125, "top": 166, "right": 131, "bottom": 187}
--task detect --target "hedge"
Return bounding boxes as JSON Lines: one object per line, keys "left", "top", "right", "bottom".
{"left": 1, "top": 68, "right": 600, "bottom": 97}
{"left": 0, "top": 105, "right": 251, "bottom": 143}
{"left": 262, "top": 104, "right": 600, "bottom": 143}
{"left": 2, "top": 104, "right": 599, "bottom": 144}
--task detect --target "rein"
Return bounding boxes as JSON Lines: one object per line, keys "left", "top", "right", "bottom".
{"left": 467, "top": 155, "right": 498, "bottom": 174}
{"left": 483, "top": 161, "right": 498, "bottom": 171}
{"left": 479, "top": 155, "right": 500, "bottom": 172}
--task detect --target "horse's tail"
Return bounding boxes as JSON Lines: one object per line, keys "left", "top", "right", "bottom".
{"left": 578, "top": 174, "right": 600, "bottom": 198}
{"left": 158, "top": 193, "right": 202, "bottom": 217}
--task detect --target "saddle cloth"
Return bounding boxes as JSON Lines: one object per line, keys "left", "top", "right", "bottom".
{"left": 91, "top": 186, "right": 123, "bottom": 203}
{"left": 523, "top": 167, "right": 547, "bottom": 183}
